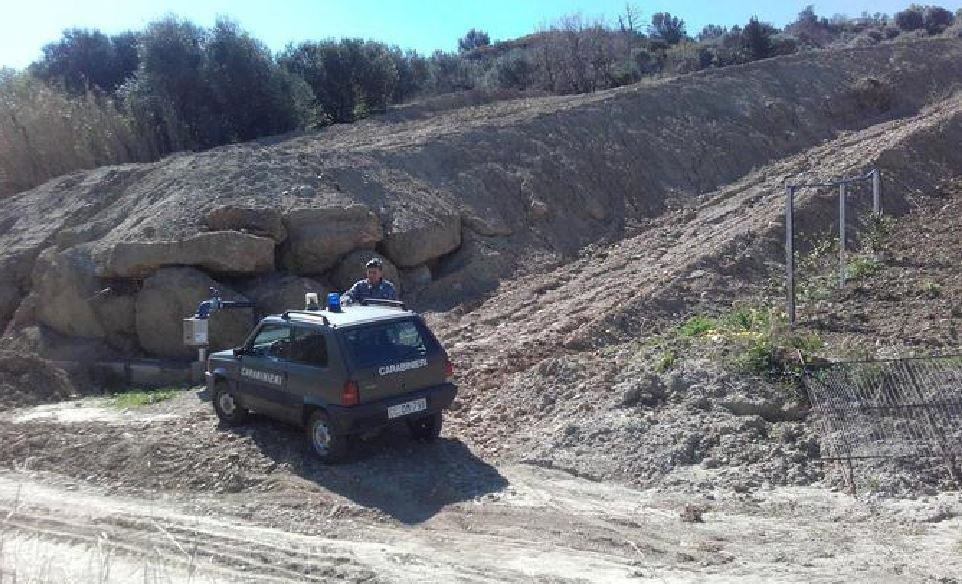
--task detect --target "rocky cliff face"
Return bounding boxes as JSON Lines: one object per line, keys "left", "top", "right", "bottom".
{"left": 4, "top": 39, "right": 962, "bottom": 362}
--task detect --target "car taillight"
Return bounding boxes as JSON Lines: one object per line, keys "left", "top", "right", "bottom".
{"left": 443, "top": 359, "right": 454, "bottom": 382}
{"left": 342, "top": 380, "right": 359, "bottom": 406}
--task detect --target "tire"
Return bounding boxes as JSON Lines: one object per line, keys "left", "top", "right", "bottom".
{"left": 408, "top": 411, "right": 443, "bottom": 442}
{"left": 212, "top": 382, "right": 250, "bottom": 426}
{"left": 307, "top": 410, "right": 349, "bottom": 464}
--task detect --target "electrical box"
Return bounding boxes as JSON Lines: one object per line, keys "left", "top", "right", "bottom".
{"left": 183, "top": 318, "right": 209, "bottom": 346}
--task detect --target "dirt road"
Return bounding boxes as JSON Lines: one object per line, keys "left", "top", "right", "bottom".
{"left": 1, "top": 395, "right": 960, "bottom": 583}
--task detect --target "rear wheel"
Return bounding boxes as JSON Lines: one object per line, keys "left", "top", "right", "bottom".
{"left": 408, "top": 411, "right": 443, "bottom": 442}
{"left": 307, "top": 410, "right": 348, "bottom": 464}
{"left": 213, "top": 382, "right": 249, "bottom": 425}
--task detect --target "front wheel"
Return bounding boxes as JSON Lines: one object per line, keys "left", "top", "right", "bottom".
{"left": 213, "top": 382, "right": 249, "bottom": 425}
{"left": 408, "top": 411, "right": 443, "bottom": 442}
{"left": 307, "top": 411, "right": 349, "bottom": 464}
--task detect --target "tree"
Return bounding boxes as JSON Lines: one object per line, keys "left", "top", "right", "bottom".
{"left": 649, "top": 13, "right": 686, "bottom": 45}
{"left": 895, "top": 6, "right": 925, "bottom": 31}
{"left": 458, "top": 29, "right": 490, "bottom": 53}
{"left": 31, "top": 28, "right": 139, "bottom": 93}
{"left": 492, "top": 50, "right": 533, "bottom": 90}
{"left": 618, "top": 4, "right": 642, "bottom": 34}
{"left": 203, "top": 18, "right": 301, "bottom": 141}
{"left": 924, "top": 6, "right": 954, "bottom": 33}
{"left": 698, "top": 24, "right": 728, "bottom": 42}
{"left": 742, "top": 17, "right": 775, "bottom": 60}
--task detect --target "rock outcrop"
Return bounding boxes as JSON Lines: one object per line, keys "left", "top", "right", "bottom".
{"left": 33, "top": 246, "right": 106, "bottom": 339}
{"left": 281, "top": 205, "right": 382, "bottom": 274}
{"left": 238, "top": 274, "right": 330, "bottom": 316}
{"left": 382, "top": 212, "right": 461, "bottom": 268}
{"left": 136, "top": 268, "right": 253, "bottom": 360}
{"left": 204, "top": 206, "right": 288, "bottom": 242}
{"left": 101, "top": 231, "right": 276, "bottom": 278}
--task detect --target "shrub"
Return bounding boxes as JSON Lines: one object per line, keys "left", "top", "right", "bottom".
{"left": 680, "top": 315, "right": 716, "bottom": 337}
{"left": 656, "top": 350, "right": 676, "bottom": 372}
{"left": 847, "top": 257, "right": 880, "bottom": 280}
{"left": 0, "top": 74, "right": 162, "bottom": 197}
{"left": 895, "top": 7, "right": 926, "bottom": 31}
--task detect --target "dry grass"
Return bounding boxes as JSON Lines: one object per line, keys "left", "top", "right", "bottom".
{"left": 0, "top": 76, "right": 163, "bottom": 198}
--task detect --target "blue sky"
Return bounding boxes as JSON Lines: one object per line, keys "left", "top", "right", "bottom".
{"left": 4, "top": 1, "right": 961, "bottom": 69}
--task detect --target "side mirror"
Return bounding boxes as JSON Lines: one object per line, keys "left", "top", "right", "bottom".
{"left": 233, "top": 347, "right": 245, "bottom": 357}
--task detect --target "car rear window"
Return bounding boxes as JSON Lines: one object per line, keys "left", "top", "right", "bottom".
{"left": 343, "top": 319, "right": 436, "bottom": 368}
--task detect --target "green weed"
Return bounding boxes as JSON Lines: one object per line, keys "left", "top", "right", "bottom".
{"left": 656, "top": 350, "right": 676, "bottom": 372}
{"left": 847, "top": 257, "right": 880, "bottom": 280}
{"left": 110, "top": 389, "right": 180, "bottom": 408}
{"left": 679, "top": 315, "right": 716, "bottom": 337}
{"left": 921, "top": 281, "right": 942, "bottom": 298}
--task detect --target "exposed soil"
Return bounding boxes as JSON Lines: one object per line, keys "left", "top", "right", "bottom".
{"left": 4, "top": 40, "right": 962, "bottom": 582}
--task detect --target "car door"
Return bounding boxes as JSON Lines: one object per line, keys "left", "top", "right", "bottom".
{"left": 237, "top": 322, "right": 292, "bottom": 419}
{"left": 285, "top": 326, "right": 343, "bottom": 424}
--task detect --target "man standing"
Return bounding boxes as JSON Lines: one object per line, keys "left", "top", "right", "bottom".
{"left": 341, "top": 257, "right": 397, "bottom": 304}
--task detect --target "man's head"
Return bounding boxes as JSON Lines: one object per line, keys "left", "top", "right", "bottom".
{"left": 365, "top": 257, "right": 383, "bottom": 285}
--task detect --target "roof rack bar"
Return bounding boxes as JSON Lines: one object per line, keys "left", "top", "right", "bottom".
{"left": 281, "top": 310, "right": 330, "bottom": 325}
{"left": 360, "top": 298, "right": 407, "bottom": 310}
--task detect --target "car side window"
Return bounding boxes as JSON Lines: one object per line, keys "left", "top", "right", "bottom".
{"left": 291, "top": 327, "right": 329, "bottom": 368}
{"left": 247, "top": 324, "right": 292, "bottom": 360}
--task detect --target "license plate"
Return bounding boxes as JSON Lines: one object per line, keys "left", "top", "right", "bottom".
{"left": 387, "top": 398, "right": 427, "bottom": 419}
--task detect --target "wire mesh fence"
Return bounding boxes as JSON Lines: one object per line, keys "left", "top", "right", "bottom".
{"left": 804, "top": 355, "right": 962, "bottom": 490}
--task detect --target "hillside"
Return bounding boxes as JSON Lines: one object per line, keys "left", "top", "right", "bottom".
{"left": 3, "top": 36, "right": 962, "bottom": 583}
{"left": 4, "top": 38, "right": 962, "bottom": 365}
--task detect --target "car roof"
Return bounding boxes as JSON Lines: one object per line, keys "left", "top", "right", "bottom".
{"left": 261, "top": 305, "right": 415, "bottom": 329}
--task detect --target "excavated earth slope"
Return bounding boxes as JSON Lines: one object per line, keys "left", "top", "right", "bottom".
{"left": 4, "top": 39, "right": 962, "bottom": 364}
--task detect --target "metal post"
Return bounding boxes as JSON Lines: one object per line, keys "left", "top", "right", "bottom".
{"left": 839, "top": 182, "right": 846, "bottom": 288}
{"left": 786, "top": 186, "right": 796, "bottom": 326}
{"left": 872, "top": 169, "right": 882, "bottom": 216}
{"left": 198, "top": 347, "right": 206, "bottom": 364}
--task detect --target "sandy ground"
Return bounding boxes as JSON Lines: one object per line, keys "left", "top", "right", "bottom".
{"left": 0, "top": 393, "right": 960, "bottom": 583}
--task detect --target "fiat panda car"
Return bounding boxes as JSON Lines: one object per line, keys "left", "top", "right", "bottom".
{"left": 205, "top": 299, "right": 456, "bottom": 463}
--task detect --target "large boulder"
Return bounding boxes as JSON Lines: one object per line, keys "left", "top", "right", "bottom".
{"left": 281, "top": 205, "right": 382, "bottom": 274}
{"left": 400, "top": 265, "right": 433, "bottom": 293}
{"left": 382, "top": 212, "right": 461, "bottom": 268}
{"left": 100, "top": 231, "right": 275, "bottom": 278}
{"left": 136, "top": 268, "right": 254, "bottom": 360}
{"left": 331, "top": 251, "right": 400, "bottom": 293}
{"left": 204, "top": 206, "right": 287, "bottom": 242}
{"left": 32, "top": 246, "right": 106, "bottom": 339}
{"left": 92, "top": 295, "right": 138, "bottom": 352}
{"left": 238, "top": 274, "right": 330, "bottom": 316}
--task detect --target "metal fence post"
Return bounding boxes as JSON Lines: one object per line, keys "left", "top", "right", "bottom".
{"left": 839, "top": 182, "right": 847, "bottom": 288}
{"left": 786, "top": 185, "right": 796, "bottom": 326}
{"left": 872, "top": 169, "right": 882, "bottom": 216}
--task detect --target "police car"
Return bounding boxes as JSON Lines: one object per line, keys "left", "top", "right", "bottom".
{"left": 205, "top": 295, "right": 456, "bottom": 463}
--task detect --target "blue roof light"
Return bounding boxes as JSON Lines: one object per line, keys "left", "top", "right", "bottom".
{"left": 327, "top": 292, "right": 342, "bottom": 313}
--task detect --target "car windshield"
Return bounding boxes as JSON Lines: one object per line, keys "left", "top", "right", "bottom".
{"left": 343, "top": 319, "right": 432, "bottom": 368}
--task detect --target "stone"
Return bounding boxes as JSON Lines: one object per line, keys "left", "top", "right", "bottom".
{"left": 616, "top": 374, "right": 667, "bottom": 407}
{"left": 330, "top": 251, "right": 400, "bottom": 293}
{"left": 529, "top": 200, "right": 550, "bottom": 219}
{"left": 382, "top": 213, "right": 461, "bottom": 268}
{"left": 205, "top": 206, "right": 287, "bottom": 242}
{"left": 462, "top": 214, "right": 514, "bottom": 237}
{"left": 281, "top": 205, "right": 382, "bottom": 274}
{"left": 91, "top": 294, "right": 137, "bottom": 352}
{"left": 238, "top": 274, "right": 330, "bottom": 316}
{"left": 400, "top": 265, "right": 432, "bottom": 292}
{"left": 32, "top": 246, "right": 106, "bottom": 339}
{"left": 136, "top": 267, "right": 253, "bottom": 360}
{"left": 101, "top": 231, "right": 276, "bottom": 278}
